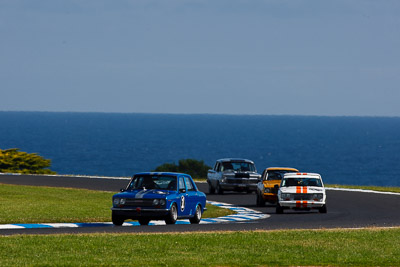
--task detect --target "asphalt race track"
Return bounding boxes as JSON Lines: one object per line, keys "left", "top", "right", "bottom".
{"left": 1, "top": 174, "right": 400, "bottom": 235}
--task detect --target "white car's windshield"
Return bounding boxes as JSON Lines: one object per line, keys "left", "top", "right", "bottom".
{"left": 281, "top": 178, "right": 322, "bottom": 187}
{"left": 128, "top": 175, "right": 177, "bottom": 190}
{"left": 222, "top": 162, "right": 255, "bottom": 172}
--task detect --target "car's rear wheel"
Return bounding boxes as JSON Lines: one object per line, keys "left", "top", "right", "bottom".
{"left": 276, "top": 203, "right": 284, "bottom": 214}
{"left": 138, "top": 219, "right": 150, "bottom": 225}
{"left": 165, "top": 203, "right": 178, "bottom": 224}
{"left": 319, "top": 204, "right": 327, "bottom": 213}
{"left": 112, "top": 211, "right": 124, "bottom": 226}
{"left": 190, "top": 205, "right": 202, "bottom": 224}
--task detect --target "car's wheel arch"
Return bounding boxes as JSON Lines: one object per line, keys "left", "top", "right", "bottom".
{"left": 168, "top": 200, "right": 178, "bottom": 211}
{"left": 194, "top": 202, "right": 204, "bottom": 214}
{"left": 189, "top": 203, "right": 203, "bottom": 224}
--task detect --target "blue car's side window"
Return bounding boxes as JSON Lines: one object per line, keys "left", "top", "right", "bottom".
{"left": 185, "top": 177, "right": 195, "bottom": 191}
{"left": 178, "top": 176, "right": 186, "bottom": 192}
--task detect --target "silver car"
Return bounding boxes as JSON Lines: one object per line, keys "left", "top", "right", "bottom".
{"left": 207, "top": 158, "right": 261, "bottom": 194}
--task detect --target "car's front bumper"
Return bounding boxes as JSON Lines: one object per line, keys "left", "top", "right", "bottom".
{"left": 262, "top": 193, "right": 277, "bottom": 202}
{"left": 111, "top": 207, "right": 170, "bottom": 219}
{"left": 279, "top": 200, "right": 325, "bottom": 209}
{"left": 220, "top": 183, "right": 257, "bottom": 191}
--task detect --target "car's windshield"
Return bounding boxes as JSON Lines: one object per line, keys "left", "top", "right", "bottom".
{"left": 127, "top": 175, "right": 177, "bottom": 190}
{"left": 281, "top": 178, "right": 322, "bottom": 187}
{"left": 222, "top": 162, "right": 255, "bottom": 172}
{"left": 267, "top": 170, "right": 297, "bottom": 181}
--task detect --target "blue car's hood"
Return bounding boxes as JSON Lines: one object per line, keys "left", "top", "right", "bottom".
{"left": 114, "top": 189, "right": 172, "bottom": 199}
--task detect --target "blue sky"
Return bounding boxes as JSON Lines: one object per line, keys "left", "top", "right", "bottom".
{"left": 1, "top": 0, "right": 400, "bottom": 116}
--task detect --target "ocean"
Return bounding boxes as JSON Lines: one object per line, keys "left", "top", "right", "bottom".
{"left": 1, "top": 111, "right": 399, "bottom": 187}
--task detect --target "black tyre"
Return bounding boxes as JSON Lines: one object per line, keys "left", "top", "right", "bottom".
{"left": 256, "top": 192, "right": 265, "bottom": 207}
{"left": 276, "top": 203, "right": 284, "bottom": 214}
{"left": 190, "top": 205, "right": 202, "bottom": 224}
{"left": 216, "top": 182, "right": 224, "bottom": 195}
{"left": 165, "top": 203, "right": 178, "bottom": 224}
{"left": 319, "top": 204, "right": 327, "bottom": 213}
{"left": 208, "top": 182, "right": 215, "bottom": 194}
{"left": 138, "top": 219, "right": 150, "bottom": 225}
{"left": 112, "top": 211, "right": 124, "bottom": 226}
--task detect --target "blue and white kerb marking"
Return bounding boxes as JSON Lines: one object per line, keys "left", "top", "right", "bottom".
{"left": 0, "top": 201, "right": 269, "bottom": 230}
{"left": 200, "top": 201, "right": 269, "bottom": 224}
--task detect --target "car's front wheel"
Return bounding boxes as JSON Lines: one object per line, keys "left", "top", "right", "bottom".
{"left": 208, "top": 182, "right": 215, "bottom": 194}
{"left": 112, "top": 211, "right": 124, "bottom": 226}
{"left": 165, "top": 203, "right": 178, "bottom": 224}
{"left": 276, "top": 203, "right": 284, "bottom": 214}
{"left": 216, "top": 182, "right": 224, "bottom": 195}
{"left": 319, "top": 204, "right": 327, "bottom": 213}
{"left": 190, "top": 205, "right": 202, "bottom": 224}
{"left": 256, "top": 192, "right": 265, "bottom": 207}
{"left": 138, "top": 219, "right": 150, "bottom": 225}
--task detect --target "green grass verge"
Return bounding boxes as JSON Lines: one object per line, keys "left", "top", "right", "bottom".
{"left": 0, "top": 228, "right": 399, "bottom": 266}
{"left": 0, "top": 184, "right": 234, "bottom": 224}
{"left": 327, "top": 184, "right": 400, "bottom": 193}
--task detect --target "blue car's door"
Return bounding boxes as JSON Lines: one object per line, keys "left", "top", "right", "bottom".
{"left": 177, "top": 175, "right": 198, "bottom": 217}
{"left": 184, "top": 176, "right": 199, "bottom": 215}
{"left": 177, "top": 176, "right": 190, "bottom": 216}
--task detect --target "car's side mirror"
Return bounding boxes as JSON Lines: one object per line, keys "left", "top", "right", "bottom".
{"left": 274, "top": 185, "right": 279, "bottom": 190}
{"left": 120, "top": 188, "right": 126, "bottom": 192}
{"left": 179, "top": 188, "right": 186, "bottom": 193}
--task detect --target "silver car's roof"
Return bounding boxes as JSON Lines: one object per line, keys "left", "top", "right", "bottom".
{"left": 216, "top": 158, "right": 255, "bottom": 164}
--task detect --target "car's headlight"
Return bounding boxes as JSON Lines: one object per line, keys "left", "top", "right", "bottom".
{"left": 312, "top": 194, "right": 323, "bottom": 201}
{"left": 113, "top": 198, "right": 126, "bottom": 205}
{"left": 153, "top": 199, "right": 166, "bottom": 206}
{"left": 281, "top": 193, "right": 291, "bottom": 200}
{"left": 264, "top": 188, "right": 271, "bottom": 193}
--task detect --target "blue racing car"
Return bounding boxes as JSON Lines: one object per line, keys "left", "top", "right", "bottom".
{"left": 111, "top": 172, "right": 207, "bottom": 225}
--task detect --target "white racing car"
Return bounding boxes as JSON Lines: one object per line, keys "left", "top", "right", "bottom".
{"left": 276, "top": 172, "right": 327, "bottom": 214}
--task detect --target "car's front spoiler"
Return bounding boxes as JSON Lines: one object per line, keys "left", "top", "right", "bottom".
{"left": 262, "top": 193, "right": 277, "bottom": 202}
{"left": 220, "top": 183, "right": 257, "bottom": 191}
{"left": 111, "top": 208, "right": 169, "bottom": 212}
{"left": 279, "top": 201, "right": 325, "bottom": 209}
{"left": 111, "top": 207, "right": 170, "bottom": 219}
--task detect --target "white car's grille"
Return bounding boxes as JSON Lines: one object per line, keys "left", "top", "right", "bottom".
{"left": 293, "top": 194, "right": 313, "bottom": 200}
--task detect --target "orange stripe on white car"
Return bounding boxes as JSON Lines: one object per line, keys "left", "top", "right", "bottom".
{"left": 296, "top": 186, "right": 308, "bottom": 193}
{"left": 296, "top": 201, "right": 308, "bottom": 208}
